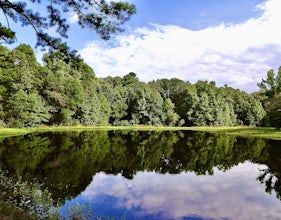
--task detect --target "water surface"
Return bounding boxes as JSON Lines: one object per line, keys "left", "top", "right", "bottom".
{"left": 0, "top": 130, "right": 281, "bottom": 219}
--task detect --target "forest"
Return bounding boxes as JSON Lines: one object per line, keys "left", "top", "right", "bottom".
{"left": 0, "top": 44, "right": 280, "bottom": 128}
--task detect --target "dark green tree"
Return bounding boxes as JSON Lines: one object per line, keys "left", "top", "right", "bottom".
{"left": 258, "top": 67, "right": 281, "bottom": 128}
{"left": 101, "top": 73, "right": 179, "bottom": 126}
{"left": 0, "top": 44, "right": 50, "bottom": 127}
{"left": 42, "top": 51, "right": 109, "bottom": 125}
{"left": 100, "top": 76, "right": 129, "bottom": 125}
{"left": 266, "top": 93, "right": 281, "bottom": 128}
{"left": 150, "top": 78, "right": 188, "bottom": 123}
{"left": 162, "top": 98, "right": 179, "bottom": 126}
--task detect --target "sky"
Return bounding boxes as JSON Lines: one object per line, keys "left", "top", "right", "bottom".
{"left": 2, "top": 0, "right": 281, "bottom": 92}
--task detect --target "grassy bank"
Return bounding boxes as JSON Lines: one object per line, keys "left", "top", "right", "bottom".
{"left": 0, "top": 125, "right": 187, "bottom": 138}
{"left": 0, "top": 128, "right": 34, "bottom": 137}
{"left": 188, "top": 126, "right": 281, "bottom": 140}
{"left": 0, "top": 126, "right": 281, "bottom": 140}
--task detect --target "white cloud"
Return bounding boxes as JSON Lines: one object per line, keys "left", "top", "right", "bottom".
{"left": 78, "top": 162, "right": 281, "bottom": 220}
{"left": 68, "top": 12, "right": 79, "bottom": 24}
{"left": 79, "top": 0, "right": 281, "bottom": 92}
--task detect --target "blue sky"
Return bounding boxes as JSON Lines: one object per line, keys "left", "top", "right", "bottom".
{"left": 1, "top": 0, "right": 281, "bottom": 92}
{"left": 126, "top": 0, "right": 264, "bottom": 29}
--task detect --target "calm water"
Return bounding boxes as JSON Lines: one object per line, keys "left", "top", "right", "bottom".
{"left": 0, "top": 130, "right": 281, "bottom": 219}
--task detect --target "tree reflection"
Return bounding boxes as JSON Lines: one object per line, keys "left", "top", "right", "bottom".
{"left": 255, "top": 139, "right": 281, "bottom": 201}
{"left": 0, "top": 130, "right": 280, "bottom": 204}
{"left": 257, "top": 168, "right": 281, "bottom": 200}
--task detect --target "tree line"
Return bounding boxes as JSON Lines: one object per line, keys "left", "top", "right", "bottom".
{"left": 0, "top": 44, "right": 279, "bottom": 128}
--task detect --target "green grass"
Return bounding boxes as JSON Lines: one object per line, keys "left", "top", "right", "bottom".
{"left": 0, "top": 126, "right": 281, "bottom": 140}
{"left": 0, "top": 128, "right": 34, "bottom": 137}
{"left": 0, "top": 125, "right": 185, "bottom": 138}
{"left": 187, "top": 126, "right": 281, "bottom": 140}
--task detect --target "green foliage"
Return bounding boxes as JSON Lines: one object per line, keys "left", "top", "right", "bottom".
{"left": 101, "top": 74, "right": 180, "bottom": 126}
{"left": 266, "top": 93, "right": 281, "bottom": 129}
{"left": 0, "top": 169, "right": 58, "bottom": 219}
{"left": 0, "top": 24, "right": 15, "bottom": 44}
{"left": 0, "top": 44, "right": 269, "bottom": 128}
{"left": 41, "top": 51, "right": 109, "bottom": 126}
{"left": 258, "top": 67, "right": 281, "bottom": 99}
{"left": 258, "top": 66, "right": 281, "bottom": 128}
{"left": 162, "top": 98, "right": 179, "bottom": 126}
{"left": 152, "top": 79, "right": 266, "bottom": 127}
{"left": 5, "top": 90, "right": 50, "bottom": 127}
{"left": 0, "top": 45, "right": 50, "bottom": 127}
{"left": 150, "top": 78, "right": 188, "bottom": 122}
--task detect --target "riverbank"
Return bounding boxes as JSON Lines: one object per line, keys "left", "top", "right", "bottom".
{"left": 188, "top": 126, "right": 281, "bottom": 140}
{"left": 0, "top": 126, "right": 281, "bottom": 140}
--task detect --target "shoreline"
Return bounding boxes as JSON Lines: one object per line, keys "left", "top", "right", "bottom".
{"left": 0, "top": 126, "right": 281, "bottom": 140}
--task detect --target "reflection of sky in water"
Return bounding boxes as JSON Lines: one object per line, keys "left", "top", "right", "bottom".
{"left": 59, "top": 162, "right": 281, "bottom": 220}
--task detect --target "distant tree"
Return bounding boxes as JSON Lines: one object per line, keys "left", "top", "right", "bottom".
{"left": 266, "top": 93, "right": 281, "bottom": 129}
{"left": 161, "top": 98, "right": 179, "bottom": 126}
{"left": 150, "top": 78, "right": 189, "bottom": 125}
{"left": 0, "top": 44, "right": 50, "bottom": 127}
{"left": 125, "top": 81, "right": 164, "bottom": 125}
{"left": 5, "top": 89, "right": 50, "bottom": 127}
{"left": 257, "top": 67, "right": 281, "bottom": 99}
{"left": 42, "top": 51, "right": 109, "bottom": 125}
{"left": 100, "top": 74, "right": 180, "bottom": 126}
{"left": 123, "top": 72, "right": 139, "bottom": 85}
{"left": 0, "top": 44, "right": 267, "bottom": 128}
{"left": 101, "top": 80, "right": 129, "bottom": 125}
{"left": 257, "top": 67, "right": 281, "bottom": 127}
{"left": 0, "top": 0, "right": 136, "bottom": 51}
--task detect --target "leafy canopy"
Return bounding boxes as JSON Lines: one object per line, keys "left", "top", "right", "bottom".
{"left": 0, "top": 0, "right": 136, "bottom": 51}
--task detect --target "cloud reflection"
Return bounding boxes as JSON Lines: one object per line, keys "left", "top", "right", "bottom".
{"left": 79, "top": 162, "right": 281, "bottom": 219}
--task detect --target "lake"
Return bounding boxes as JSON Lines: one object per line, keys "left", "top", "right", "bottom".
{"left": 0, "top": 130, "right": 281, "bottom": 219}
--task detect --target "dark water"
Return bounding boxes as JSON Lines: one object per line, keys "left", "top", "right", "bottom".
{"left": 1, "top": 130, "right": 281, "bottom": 219}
